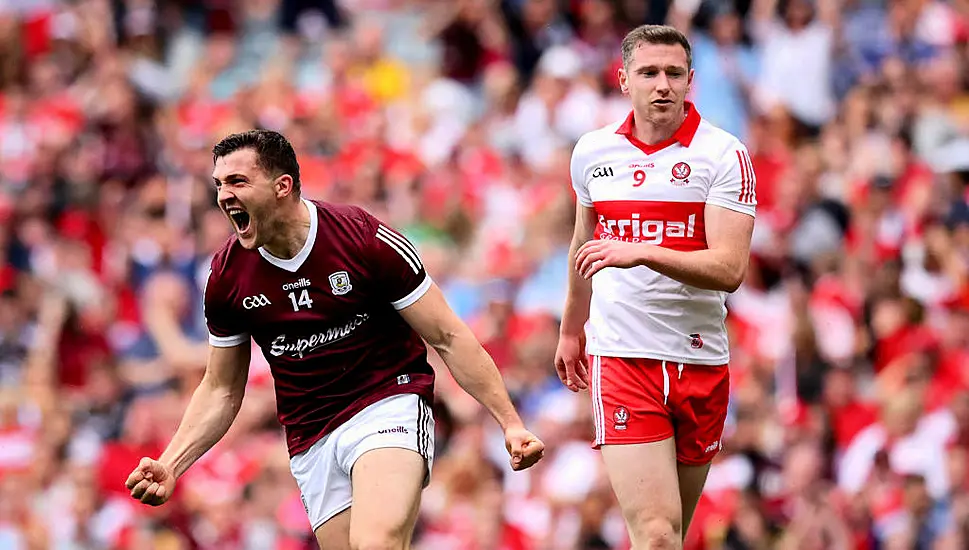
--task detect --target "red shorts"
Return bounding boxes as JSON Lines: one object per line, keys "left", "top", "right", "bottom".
{"left": 589, "top": 355, "right": 730, "bottom": 465}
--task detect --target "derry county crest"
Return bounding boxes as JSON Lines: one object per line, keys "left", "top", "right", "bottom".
{"left": 614, "top": 406, "right": 629, "bottom": 431}
{"left": 670, "top": 162, "right": 691, "bottom": 186}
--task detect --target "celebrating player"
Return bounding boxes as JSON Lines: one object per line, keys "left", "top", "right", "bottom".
{"left": 124, "top": 130, "right": 545, "bottom": 550}
{"left": 555, "top": 25, "right": 756, "bottom": 549}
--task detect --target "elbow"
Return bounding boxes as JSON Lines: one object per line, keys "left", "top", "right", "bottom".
{"left": 721, "top": 267, "right": 747, "bottom": 293}
{"left": 427, "top": 328, "right": 460, "bottom": 356}
{"left": 200, "top": 373, "right": 246, "bottom": 405}
{"left": 722, "top": 278, "right": 743, "bottom": 293}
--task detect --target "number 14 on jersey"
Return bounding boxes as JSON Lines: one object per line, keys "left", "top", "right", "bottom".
{"left": 288, "top": 289, "right": 314, "bottom": 311}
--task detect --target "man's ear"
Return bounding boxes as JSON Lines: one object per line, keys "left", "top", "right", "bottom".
{"left": 275, "top": 174, "right": 296, "bottom": 199}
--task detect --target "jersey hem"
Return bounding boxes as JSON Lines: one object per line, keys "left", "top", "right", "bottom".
{"left": 705, "top": 198, "right": 756, "bottom": 218}
{"left": 209, "top": 332, "right": 249, "bottom": 347}
{"left": 391, "top": 274, "right": 432, "bottom": 310}
{"left": 285, "top": 372, "right": 435, "bottom": 457}
{"left": 586, "top": 347, "right": 729, "bottom": 366}
{"left": 576, "top": 196, "right": 594, "bottom": 207}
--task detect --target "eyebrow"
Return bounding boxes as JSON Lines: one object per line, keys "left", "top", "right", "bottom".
{"left": 637, "top": 64, "right": 687, "bottom": 72}
{"left": 212, "top": 173, "right": 249, "bottom": 183}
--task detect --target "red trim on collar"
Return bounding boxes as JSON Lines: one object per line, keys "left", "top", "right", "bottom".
{"left": 615, "top": 102, "right": 702, "bottom": 155}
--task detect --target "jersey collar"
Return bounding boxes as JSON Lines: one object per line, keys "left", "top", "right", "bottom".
{"left": 258, "top": 198, "right": 318, "bottom": 272}
{"left": 615, "top": 101, "right": 701, "bottom": 155}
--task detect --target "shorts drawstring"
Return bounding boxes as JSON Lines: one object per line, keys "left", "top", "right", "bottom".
{"left": 662, "top": 360, "right": 670, "bottom": 406}
{"left": 662, "top": 362, "right": 685, "bottom": 405}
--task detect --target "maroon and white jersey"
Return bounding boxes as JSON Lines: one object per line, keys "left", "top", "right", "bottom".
{"left": 204, "top": 199, "right": 435, "bottom": 456}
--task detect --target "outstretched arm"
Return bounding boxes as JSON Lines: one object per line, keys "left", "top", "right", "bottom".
{"left": 398, "top": 283, "right": 544, "bottom": 470}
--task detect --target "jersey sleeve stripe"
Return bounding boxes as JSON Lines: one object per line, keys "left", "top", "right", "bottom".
{"left": 391, "top": 274, "right": 432, "bottom": 310}
{"left": 377, "top": 232, "right": 420, "bottom": 274}
{"left": 743, "top": 151, "right": 756, "bottom": 203}
{"left": 735, "top": 150, "right": 749, "bottom": 204}
{"left": 209, "top": 332, "right": 249, "bottom": 347}
{"left": 377, "top": 225, "right": 423, "bottom": 270}
{"left": 378, "top": 225, "right": 422, "bottom": 265}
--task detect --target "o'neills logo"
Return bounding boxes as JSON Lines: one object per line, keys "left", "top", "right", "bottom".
{"left": 282, "top": 278, "right": 312, "bottom": 291}
{"left": 270, "top": 313, "right": 370, "bottom": 358}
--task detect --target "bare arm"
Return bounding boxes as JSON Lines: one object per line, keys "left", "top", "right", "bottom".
{"left": 560, "top": 203, "right": 599, "bottom": 336}
{"left": 159, "top": 343, "right": 251, "bottom": 478}
{"left": 399, "top": 283, "right": 544, "bottom": 469}
{"left": 576, "top": 205, "right": 754, "bottom": 292}
{"left": 749, "top": 0, "right": 780, "bottom": 42}
{"left": 398, "top": 283, "right": 522, "bottom": 431}
{"left": 638, "top": 205, "right": 754, "bottom": 292}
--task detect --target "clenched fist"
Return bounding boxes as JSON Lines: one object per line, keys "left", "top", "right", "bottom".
{"left": 125, "top": 457, "right": 176, "bottom": 506}
{"left": 504, "top": 426, "right": 546, "bottom": 471}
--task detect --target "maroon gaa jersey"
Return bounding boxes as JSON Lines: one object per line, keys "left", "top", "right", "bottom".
{"left": 204, "top": 199, "right": 435, "bottom": 456}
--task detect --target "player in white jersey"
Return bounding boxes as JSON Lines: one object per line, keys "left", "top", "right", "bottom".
{"left": 555, "top": 25, "right": 756, "bottom": 549}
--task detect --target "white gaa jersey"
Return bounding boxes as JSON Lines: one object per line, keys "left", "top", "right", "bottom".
{"left": 571, "top": 103, "right": 756, "bottom": 365}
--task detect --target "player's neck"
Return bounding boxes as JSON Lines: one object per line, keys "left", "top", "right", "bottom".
{"left": 261, "top": 198, "right": 311, "bottom": 260}
{"left": 633, "top": 107, "right": 686, "bottom": 145}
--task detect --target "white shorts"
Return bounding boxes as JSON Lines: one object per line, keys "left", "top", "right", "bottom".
{"left": 289, "top": 393, "right": 435, "bottom": 531}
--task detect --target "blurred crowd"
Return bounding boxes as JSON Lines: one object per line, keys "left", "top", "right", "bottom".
{"left": 1, "top": 0, "right": 969, "bottom": 548}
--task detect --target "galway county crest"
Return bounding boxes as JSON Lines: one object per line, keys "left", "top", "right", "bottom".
{"left": 328, "top": 271, "right": 352, "bottom": 295}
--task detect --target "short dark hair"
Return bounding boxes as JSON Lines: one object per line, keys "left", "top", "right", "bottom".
{"left": 212, "top": 130, "right": 301, "bottom": 194}
{"left": 621, "top": 25, "right": 693, "bottom": 70}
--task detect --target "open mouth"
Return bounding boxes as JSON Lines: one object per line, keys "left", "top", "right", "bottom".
{"left": 652, "top": 99, "right": 674, "bottom": 106}
{"left": 227, "top": 208, "right": 251, "bottom": 234}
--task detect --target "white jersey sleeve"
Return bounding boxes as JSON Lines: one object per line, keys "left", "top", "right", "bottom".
{"left": 706, "top": 143, "right": 757, "bottom": 217}
{"left": 570, "top": 136, "right": 594, "bottom": 207}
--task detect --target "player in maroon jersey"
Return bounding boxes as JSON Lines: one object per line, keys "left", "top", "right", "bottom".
{"left": 124, "top": 130, "right": 545, "bottom": 549}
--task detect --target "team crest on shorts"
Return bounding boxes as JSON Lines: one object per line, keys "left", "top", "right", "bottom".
{"left": 328, "top": 271, "right": 352, "bottom": 295}
{"left": 670, "top": 162, "right": 691, "bottom": 186}
{"left": 614, "top": 406, "right": 629, "bottom": 431}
